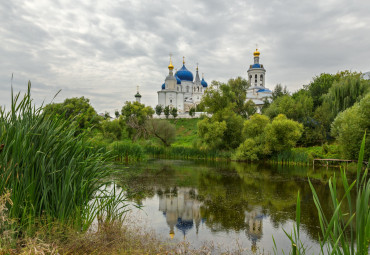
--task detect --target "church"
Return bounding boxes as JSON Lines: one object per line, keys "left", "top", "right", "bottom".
{"left": 157, "top": 57, "right": 208, "bottom": 113}
{"left": 245, "top": 49, "right": 272, "bottom": 107}
{"left": 156, "top": 49, "right": 272, "bottom": 113}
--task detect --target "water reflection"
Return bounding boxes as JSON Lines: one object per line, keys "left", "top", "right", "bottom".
{"left": 158, "top": 187, "right": 202, "bottom": 238}
{"left": 119, "top": 159, "right": 353, "bottom": 253}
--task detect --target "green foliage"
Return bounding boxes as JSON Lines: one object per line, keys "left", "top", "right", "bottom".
{"left": 109, "top": 141, "right": 144, "bottom": 162}
{"left": 306, "top": 73, "right": 338, "bottom": 108}
{"left": 242, "top": 113, "right": 269, "bottom": 139}
{"left": 197, "top": 117, "right": 227, "bottom": 150}
{"left": 43, "top": 96, "right": 101, "bottom": 130}
{"left": 0, "top": 85, "right": 116, "bottom": 231}
{"left": 163, "top": 106, "right": 170, "bottom": 119}
{"left": 155, "top": 105, "right": 163, "bottom": 116}
{"left": 324, "top": 74, "right": 370, "bottom": 116}
{"left": 201, "top": 77, "right": 249, "bottom": 116}
{"left": 101, "top": 118, "right": 125, "bottom": 140}
{"left": 272, "top": 83, "right": 289, "bottom": 100}
{"left": 212, "top": 107, "right": 244, "bottom": 149}
{"left": 331, "top": 93, "right": 370, "bottom": 159}
{"left": 146, "top": 119, "right": 176, "bottom": 147}
{"left": 244, "top": 99, "right": 257, "bottom": 118}
{"left": 170, "top": 107, "right": 178, "bottom": 119}
{"left": 234, "top": 138, "right": 260, "bottom": 161}
{"left": 121, "top": 101, "right": 154, "bottom": 140}
{"left": 264, "top": 114, "right": 303, "bottom": 154}
{"left": 189, "top": 107, "right": 195, "bottom": 117}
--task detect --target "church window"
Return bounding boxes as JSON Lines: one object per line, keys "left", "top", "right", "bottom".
{"left": 197, "top": 87, "right": 199, "bottom": 92}
{"left": 177, "top": 87, "right": 179, "bottom": 91}
{"left": 170, "top": 99, "right": 172, "bottom": 103}
{"left": 186, "top": 86, "right": 189, "bottom": 93}
{"left": 260, "top": 75, "right": 263, "bottom": 81}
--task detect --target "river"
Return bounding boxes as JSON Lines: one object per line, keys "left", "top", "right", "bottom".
{"left": 117, "top": 159, "right": 351, "bottom": 254}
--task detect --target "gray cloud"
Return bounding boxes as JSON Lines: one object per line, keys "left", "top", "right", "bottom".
{"left": 1, "top": 0, "right": 369, "bottom": 113}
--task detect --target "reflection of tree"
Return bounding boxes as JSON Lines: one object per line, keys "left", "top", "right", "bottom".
{"left": 117, "top": 159, "right": 354, "bottom": 244}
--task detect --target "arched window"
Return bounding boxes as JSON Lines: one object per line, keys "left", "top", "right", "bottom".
{"left": 186, "top": 86, "right": 189, "bottom": 93}
{"left": 197, "top": 87, "right": 199, "bottom": 92}
{"left": 260, "top": 74, "right": 263, "bottom": 81}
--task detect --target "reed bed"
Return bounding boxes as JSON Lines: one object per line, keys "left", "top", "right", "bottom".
{"left": 275, "top": 134, "right": 370, "bottom": 254}
{"left": 144, "top": 145, "right": 231, "bottom": 160}
{"left": 270, "top": 150, "right": 310, "bottom": 165}
{"left": 0, "top": 84, "right": 120, "bottom": 233}
{"left": 109, "top": 141, "right": 145, "bottom": 163}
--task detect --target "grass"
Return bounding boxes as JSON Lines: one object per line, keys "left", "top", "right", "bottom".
{"left": 168, "top": 118, "right": 199, "bottom": 147}
{"left": 0, "top": 83, "right": 124, "bottom": 235}
{"left": 275, "top": 134, "right": 370, "bottom": 254}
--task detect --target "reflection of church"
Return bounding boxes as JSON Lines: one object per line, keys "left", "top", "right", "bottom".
{"left": 244, "top": 206, "right": 264, "bottom": 252}
{"left": 158, "top": 187, "right": 202, "bottom": 239}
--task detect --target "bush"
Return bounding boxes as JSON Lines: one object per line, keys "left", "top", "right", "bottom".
{"left": 331, "top": 93, "right": 370, "bottom": 159}
{"left": 146, "top": 119, "right": 176, "bottom": 147}
{"left": 234, "top": 138, "right": 260, "bottom": 161}
{"left": 264, "top": 114, "right": 303, "bottom": 154}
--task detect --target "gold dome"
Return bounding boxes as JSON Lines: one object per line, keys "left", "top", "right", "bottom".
{"left": 169, "top": 230, "right": 175, "bottom": 239}
{"left": 253, "top": 48, "right": 260, "bottom": 57}
{"left": 168, "top": 58, "right": 174, "bottom": 70}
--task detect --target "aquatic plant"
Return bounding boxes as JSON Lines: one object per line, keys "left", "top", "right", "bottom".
{"left": 0, "top": 83, "right": 121, "bottom": 232}
{"left": 275, "top": 134, "right": 369, "bottom": 254}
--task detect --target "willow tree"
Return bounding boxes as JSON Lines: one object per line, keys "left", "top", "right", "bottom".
{"left": 324, "top": 75, "right": 370, "bottom": 116}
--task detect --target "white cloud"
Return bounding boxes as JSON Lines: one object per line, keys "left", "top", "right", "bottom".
{"left": 0, "top": 0, "right": 369, "bottom": 114}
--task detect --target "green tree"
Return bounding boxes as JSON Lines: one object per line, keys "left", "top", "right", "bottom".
{"left": 264, "top": 114, "right": 303, "bottom": 154}
{"left": 43, "top": 97, "right": 101, "bottom": 130}
{"left": 331, "top": 93, "right": 370, "bottom": 159}
{"left": 189, "top": 107, "right": 195, "bottom": 117}
{"left": 121, "top": 101, "right": 154, "bottom": 140}
{"left": 324, "top": 75, "right": 370, "bottom": 116}
{"left": 197, "top": 118, "right": 227, "bottom": 150}
{"left": 306, "top": 73, "right": 338, "bottom": 108}
{"left": 101, "top": 118, "right": 125, "bottom": 140}
{"left": 234, "top": 138, "right": 260, "bottom": 161}
{"left": 146, "top": 119, "right": 176, "bottom": 147}
{"left": 171, "top": 107, "right": 178, "bottom": 119}
{"left": 244, "top": 100, "right": 257, "bottom": 118}
{"left": 272, "top": 84, "right": 289, "bottom": 100}
{"left": 155, "top": 105, "right": 163, "bottom": 116}
{"left": 242, "top": 114, "right": 270, "bottom": 139}
{"left": 163, "top": 106, "right": 170, "bottom": 119}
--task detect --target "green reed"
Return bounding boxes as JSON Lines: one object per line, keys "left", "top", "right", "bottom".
{"left": 0, "top": 83, "right": 121, "bottom": 232}
{"left": 109, "top": 141, "right": 145, "bottom": 163}
{"left": 275, "top": 134, "right": 369, "bottom": 254}
{"left": 271, "top": 150, "right": 310, "bottom": 166}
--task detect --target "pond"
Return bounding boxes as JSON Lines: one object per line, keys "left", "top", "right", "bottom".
{"left": 117, "top": 159, "right": 350, "bottom": 254}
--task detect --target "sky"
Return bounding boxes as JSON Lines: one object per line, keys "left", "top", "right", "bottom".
{"left": 1, "top": 0, "right": 369, "bottom": 114}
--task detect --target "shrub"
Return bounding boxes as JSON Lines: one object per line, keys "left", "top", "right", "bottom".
{"left": 331, "top": 93, "right": 370, "bottom": 159}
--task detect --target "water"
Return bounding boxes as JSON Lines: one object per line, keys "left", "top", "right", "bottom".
{"left": 117, "top": 159, "right": 350, "bottom": 254}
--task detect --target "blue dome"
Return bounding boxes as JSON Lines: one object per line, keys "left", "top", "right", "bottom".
{"left": 162, "top": 83, "right": 165, "bottom": 90}
{"left": 175, "top": 75, "right": 181, "bottom": 84}
{"left": 257, "top": 88, "right": 271, "bottom": 93}
{"left": 201, "top": 78, "right": 208, "bottom": 87}
{"left": 252, "top": 63, "right": 261, "bottom": 68}
{"left": 176, "top": 65, "right": 194, "bottom": 81}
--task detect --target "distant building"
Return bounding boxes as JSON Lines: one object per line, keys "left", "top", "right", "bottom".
{"left": 134, "top": 86, "right": 142, "bottom": 103}
{"left": 246, "top": 49, "right": 272, "bottom": 108}
{"left": 361, "top": 71, "right": 370, "bottom": 80}
{"left": 157, "top": 56, "right": 208, "bottom": 113}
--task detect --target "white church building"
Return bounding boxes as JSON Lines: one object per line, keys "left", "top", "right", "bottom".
{"left": 157, "top": 57, "right": 208, "bottom": 113}
{"left": 246, "top": 49, "right": 272, "bottom": 106}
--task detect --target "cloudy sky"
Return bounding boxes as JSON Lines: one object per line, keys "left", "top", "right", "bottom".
{"left": 1, "top": 0, "right": 369, "bottom": 114}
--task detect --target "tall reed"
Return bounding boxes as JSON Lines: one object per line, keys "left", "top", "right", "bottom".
{"left": 0, "top": 83, "right": 118, "bottom": 232}
{"left": 275, "top": 134, "right": 369, "bottom": 254}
